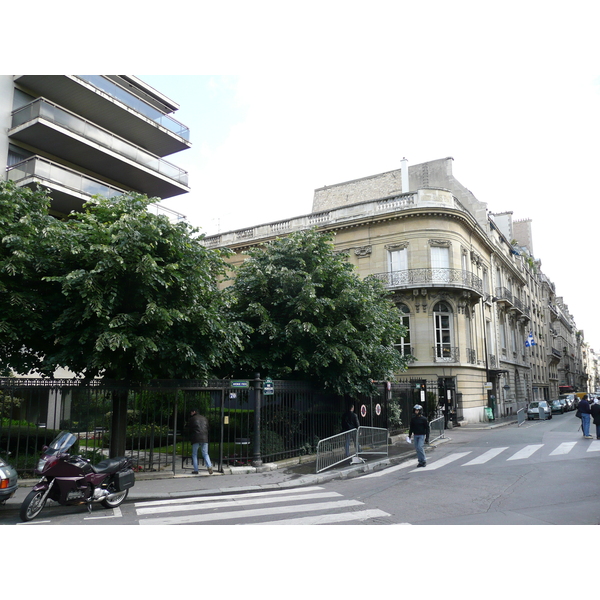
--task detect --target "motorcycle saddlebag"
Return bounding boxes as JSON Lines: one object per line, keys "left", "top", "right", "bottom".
{"left": 114, "top": 469, "right": 135, "bottom": 492}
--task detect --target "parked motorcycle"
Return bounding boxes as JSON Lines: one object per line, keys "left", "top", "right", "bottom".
{"left": 20, "top": 431, "right": 135, "bottom": 522}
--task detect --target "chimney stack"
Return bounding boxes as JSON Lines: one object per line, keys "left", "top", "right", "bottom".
{"left": 401, "top": 157, "right": 409, "bottom": 193}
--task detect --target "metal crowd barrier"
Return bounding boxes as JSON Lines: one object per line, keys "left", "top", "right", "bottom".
{"left": 315, "top": 426, "right": 388, "bottom": 473}
{"left": 428, "top": 416, "right": 445, "bottom": 443}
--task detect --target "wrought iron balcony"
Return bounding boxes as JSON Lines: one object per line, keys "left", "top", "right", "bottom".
{"left": 372, "top": 268, "right": 483, "bottom": 296}
{"left": 432, "top": 346, "right": 460, "bottom": 363}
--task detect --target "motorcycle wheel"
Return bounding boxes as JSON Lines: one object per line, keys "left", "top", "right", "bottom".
{"left": 20, "top": 489, "right": 47, "bottom": 522}
{"left": 101, "top": 487, "right": 128, "bottom": 509}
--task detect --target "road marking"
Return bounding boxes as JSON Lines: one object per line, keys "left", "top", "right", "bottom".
{"left": 587, "top": 440, "right": 600, "bottom": 452}
{"left": 410, "top": 452, "right": 472, "bottom": 471}
{"left": 506, "top": 444, "right": 543, "bottom": 460}
{"left": 361, "top": 458, "right": 419, "bottom": 478}
{"left": 252, "top": 509, "right": 390, "bottom": 525}
{"left": 462, "top": 447, "right": 508, "bottom": 465}
{"left": 136, "top": 490, "right": 342, "bottom": 516}
{"left": 135, "top": 486, "right": 325, "bottom": 508}
{"left": 139, "top": 499, "right": 364, "bottom": 525}
{"left": 549, "top": 442, "right": 577, "bottom": 456}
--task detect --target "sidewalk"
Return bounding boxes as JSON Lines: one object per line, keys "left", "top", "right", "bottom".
{"left": 1, "top": 416, "right": 518, "bottom": 515}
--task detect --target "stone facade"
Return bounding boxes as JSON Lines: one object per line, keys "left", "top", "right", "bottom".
{"left": 205, "top": 157, "right": 592, "bottom": 422}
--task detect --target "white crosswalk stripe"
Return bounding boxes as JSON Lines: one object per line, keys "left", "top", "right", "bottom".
{"left": 462, "top": 447, "right": 508, "bottom": 465}
{"left": 587, "top": 441, "right": 600, "bottom": 452}
{"left": 135, "top": 486, "right": 392, "bottom": 525}
{"left": 410, "top": 452, "right": 472, "bottom": 471}
{"left": 506, "top": 444, "right": 543, "bottom": 460}
{"left": 550, "top": 442, "right": 577, "bottom": 455}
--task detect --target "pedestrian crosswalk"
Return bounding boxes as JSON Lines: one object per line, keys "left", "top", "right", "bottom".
{"left": 135, "top": 486, "right": 391, "bottom": 525}
{"left": 414, "top": 440, "right": 600, "bottom": 473}
{"left": 363, "top": 439, "right": 600, "bottom": 478}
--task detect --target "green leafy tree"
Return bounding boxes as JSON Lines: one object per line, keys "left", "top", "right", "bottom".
{"left": 1, "top": 185, "right": 246, "bottom": 455}
{"left": 227, "top": 229, "right": 409, "bottom": 396}
{"left": 42, "top": 193, "right": 245, "bottom": 383}
{"left": 0, "top": 182, "right": 60, "bottom": 375}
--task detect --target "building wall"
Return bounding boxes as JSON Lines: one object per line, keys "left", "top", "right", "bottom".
{"left": 0, "top": 76, "right": 13, "bottom": 172}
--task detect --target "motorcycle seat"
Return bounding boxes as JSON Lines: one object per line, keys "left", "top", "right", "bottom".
{"left": 93, "top": 457, "right": 128, "bottom": 474}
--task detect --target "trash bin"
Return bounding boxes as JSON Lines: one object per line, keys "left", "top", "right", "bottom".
{"left": 484, "top": 407, "right": 494, "bottom": 421}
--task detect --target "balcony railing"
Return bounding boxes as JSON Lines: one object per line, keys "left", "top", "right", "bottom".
{"left": 76, "top": 75, "right": 190, "bottom": 141}
{"left": 11, "top": 98, "right": 189, "bottom": 186}
{"left": 6, "top": 156, "right": 186, "bottom": 221}
{"left": 432, "top": 346, "right": 460, "bottom": 363}
{"left": 372, "top": 268, "right": 483, "bottom": 295}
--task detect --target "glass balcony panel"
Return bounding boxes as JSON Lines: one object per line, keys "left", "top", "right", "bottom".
{"left": 77, "top": 75, "right": 190, "bottom": 140}
{"left": 11, "top": 98, "right": 188, "bottom": 189}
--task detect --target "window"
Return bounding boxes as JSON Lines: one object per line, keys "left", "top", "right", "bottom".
{"left": 394, "top": 303, "right": 411, "bottom": 356}
{"left": 389, "top": 246, "right": 408, "bottom": 285}
{"left": 433, "top": 301, "right": 454, "bottom": 360}
{"left": 389, "top": 247, "right": 407, "bottom": 272}
{"left": 431, "top": 246, "right": 450, "bottom": 283}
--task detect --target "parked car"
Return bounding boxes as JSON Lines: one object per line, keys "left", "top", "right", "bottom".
{"left": 551, "top": 399, "right": 565, "bottom": 414}
{"left": 0, "top": 455, "right": 18, "bottom": 505}
{"left": 527, "top": 400, "right": 552, "bottom": 420}
{"left": 559, "top": 394, "right": 576, "bottom": 411}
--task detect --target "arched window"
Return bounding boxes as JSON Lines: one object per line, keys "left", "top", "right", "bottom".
{"left": 433, "top": 301, "right": 454, "bottom": 361}
{"left": 395, "top": 303, "right": 411, "bottom": 356}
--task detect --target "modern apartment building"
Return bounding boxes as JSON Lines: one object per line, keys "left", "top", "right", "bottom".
{"left": 203, "top": 157, "right": 590, "bottom": 422}
{"left": 1, "top": 75, "right": 190, "bottom": 219}
{"left": 1, "top": 75, "right": 191, "bottom": 390}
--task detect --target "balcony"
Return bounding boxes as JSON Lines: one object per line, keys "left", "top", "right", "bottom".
{"left": 372, "top": 268, "right": 483, "bottom": 297}
{"left": 10, "top": 98, "right": 190, "bottom": 200}
{"left": 14, "top": 75, "right": 190, "bottom": 157}
{"left": 494, "top": 286, "right": 513, "bottom": 307}
{"left": 7, "top": 156, "right": 186, "bottom": 221}
{"left": 432, "top": 346, "right": 460, "bottom": 363}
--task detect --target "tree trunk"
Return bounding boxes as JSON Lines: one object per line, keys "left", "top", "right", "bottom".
{"left": 109, "top": 388, "right": 128, "bottom": 457}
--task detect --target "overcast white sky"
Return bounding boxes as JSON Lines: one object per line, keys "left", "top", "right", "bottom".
{"left": 10, "top": 1, "right": 600, "bottom": 352}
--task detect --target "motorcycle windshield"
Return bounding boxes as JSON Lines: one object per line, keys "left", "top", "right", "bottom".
{"left": 46, "top": 431, "right": 77, "bottom": 454}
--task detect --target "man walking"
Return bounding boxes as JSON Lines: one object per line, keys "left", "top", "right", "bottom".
{"left": 408, "top": 404, "right": 430, "bottom": 468}
{"left": 187, "top": 409, "right": 214, "bottom": 474}
{"left": 578, "top": 395, "right": 593, "bottom": 439}
{"left": 342, "top": 403, "right": 360, "bottom": 457}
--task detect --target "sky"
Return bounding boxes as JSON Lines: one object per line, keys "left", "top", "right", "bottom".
{"left": 8, "top": 2, "right": 600, "bottom": 353}
{"left": 133, "top": 2, "right": 600, "bottom": 353}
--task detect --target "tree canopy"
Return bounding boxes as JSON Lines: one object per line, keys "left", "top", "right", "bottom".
{"left": 0, "top": 182, "right": 245, "bottom": 382}
{"left": 227, "top": 228, "right": 409, "bottom": 396}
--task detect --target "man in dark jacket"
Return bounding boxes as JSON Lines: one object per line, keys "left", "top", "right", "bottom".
{"left": 578, "top": 395, "right": 593, "bottom": 439}
{"left": 591, "top": 399, "right": 600, "bottom": 440}
{"left": 342, "top": 404, "right": 360, "bottom": 457}
{"left": 187, "top": 409, "right": 213, "bottom": 475}
{"left": 408, "top": 404, "right": 430, "bottom": 467}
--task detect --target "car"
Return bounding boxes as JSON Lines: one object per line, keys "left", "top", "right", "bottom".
{"left": 0, "top": 455, "right": 18, "bottom": 505}
{"left": 527, "top": 400, "right": 552, "bottom": 420}
{"left": 559, "top": 394, "right": 576, "bottom": 411}
{"left": 551, "top": 399, "right": 565, "bottom": 414}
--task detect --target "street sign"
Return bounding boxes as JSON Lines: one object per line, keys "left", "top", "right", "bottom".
{"left": 232, "top": 380, "right": 249, "bottom": 388}
{"left": 263, "top": 377, "right": 274, "bottom": 396}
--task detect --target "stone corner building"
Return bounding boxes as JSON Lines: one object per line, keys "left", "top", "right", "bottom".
{"left": 205, "top": 157, "right": 593, "bottom": 423}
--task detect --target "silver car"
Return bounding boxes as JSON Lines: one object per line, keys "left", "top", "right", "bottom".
{"left": 0, "top": 455, "right": 18, "bottom": 504}
{"left": 527, "top": 400, "right": 552, "bottom": 420}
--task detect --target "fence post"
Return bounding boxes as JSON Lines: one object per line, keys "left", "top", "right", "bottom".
{"left": 252, "top": 372, "right": 262, "bottom": 467}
